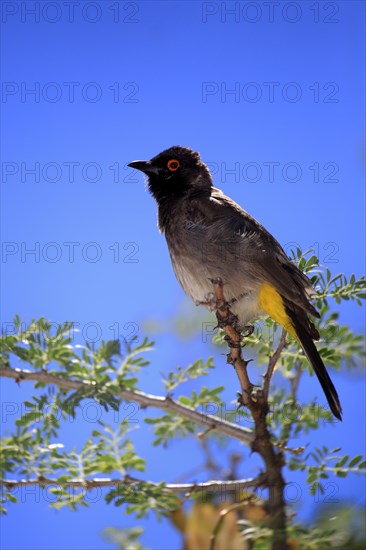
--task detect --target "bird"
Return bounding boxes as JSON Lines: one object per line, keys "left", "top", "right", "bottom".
{"left": 128, "top": 146, "right": 342, "bottom": 421}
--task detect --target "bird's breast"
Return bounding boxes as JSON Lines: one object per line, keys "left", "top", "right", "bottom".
{"left": 165, "top": 223, "right": 263, "bottom": 325}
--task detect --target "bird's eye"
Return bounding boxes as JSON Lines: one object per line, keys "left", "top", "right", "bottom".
{"left": 167, "top": 159, "right": 180, "bottom": 172}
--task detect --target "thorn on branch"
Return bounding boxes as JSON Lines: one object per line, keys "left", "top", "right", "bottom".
{"left": 236, "top": 392, "right": 246, "bottom": 408}
{"left": 243, "top": 325, "right": 255, "bottom": 337}
{"left": 197, "top": 425, "right": 216, "bottom": 439}
{"left": 226, "top": 353, "right": 233, "bottom": 365}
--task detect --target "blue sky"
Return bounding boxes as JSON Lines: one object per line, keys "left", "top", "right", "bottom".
{"left": 1, "top": 1, "right": 365, "bottom": 549}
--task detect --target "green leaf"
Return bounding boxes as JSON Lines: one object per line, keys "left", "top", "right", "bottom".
{"left": 335, "top": 455, "right": 349, "bottom": 468}
{"left": 348, "top": 455, "right": 363, "bottom": 468}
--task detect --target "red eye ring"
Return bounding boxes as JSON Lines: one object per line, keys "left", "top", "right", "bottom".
{"left": 167, "top": 159, "right": 180, "bottom": 171}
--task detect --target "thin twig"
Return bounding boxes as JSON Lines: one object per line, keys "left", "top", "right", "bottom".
{"left": 0, "top": 366, "right": 254, "bottom": 445}
{"left": 289, "top": 360, "right": 302, "bottom": 402}
{"left": 263, "top": 329, "right": 287, "bottom": 400}
{"left": 173, "top": 440, "right": 225, "bottom": 484}
{"left": 209, "top": 500, "right": 252, "bottom": 550}
{"left": 209, "top": 474, "right": 267, "bottom": 550}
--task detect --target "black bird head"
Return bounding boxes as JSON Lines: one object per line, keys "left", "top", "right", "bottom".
{"left": 128, "top": 146, "right": 212, "bottom": 202}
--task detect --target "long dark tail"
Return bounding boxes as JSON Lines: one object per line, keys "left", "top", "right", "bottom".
{"left": 285, "top": 302, "right": 342, "bottom": 421}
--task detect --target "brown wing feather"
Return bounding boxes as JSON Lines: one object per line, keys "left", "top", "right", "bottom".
{"left": 184, "top": 187, "right": 319, "bottom": 317}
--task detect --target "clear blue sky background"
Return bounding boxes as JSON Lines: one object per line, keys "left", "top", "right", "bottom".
{"left": 1, "top": 1, "right": 365, "bottom": 549}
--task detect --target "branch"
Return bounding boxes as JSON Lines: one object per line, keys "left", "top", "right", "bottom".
{"left": 0, "top": 475, "right": 262, "bottom": 495}
{"left": 289, "top": 360, "right": 302, "bottom": 402}
{"left": 211, "top": 279, "right": 252, "bottom": 405}
{"left": 211, "top": 279, "right": 289, "bottom": 550}
{"left": 0, "top": 366, "right": 254, "bottom": 445}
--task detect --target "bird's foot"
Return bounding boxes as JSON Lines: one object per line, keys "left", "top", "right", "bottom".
{"left": 195, "top": 291, "right": 217, "bottom": 310}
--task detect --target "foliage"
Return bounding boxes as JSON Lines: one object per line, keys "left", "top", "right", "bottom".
{"left": 1, "top": 251, "right": 365, "bottom": 548}
{"left": 101, "top": 527, "right": 148, "bottom": 550}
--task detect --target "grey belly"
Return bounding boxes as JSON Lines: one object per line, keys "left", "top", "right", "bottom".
{"left": 167, "top": 242, "right": 263, "bottom": 326}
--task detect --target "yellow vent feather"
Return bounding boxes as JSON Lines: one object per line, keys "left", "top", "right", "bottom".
{"left": 259, "top": 283, "right": 297, "bottom": 339}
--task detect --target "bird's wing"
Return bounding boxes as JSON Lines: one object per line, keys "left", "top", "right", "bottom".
{"left": 185, "top": 187, "right": 319, "bottom": 317}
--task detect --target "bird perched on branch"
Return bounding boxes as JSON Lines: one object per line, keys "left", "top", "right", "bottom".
{"left": 128, "top": 146, "right": 342, "bottom": 420}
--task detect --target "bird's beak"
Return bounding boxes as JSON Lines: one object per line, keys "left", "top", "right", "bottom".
{"left": 128, "top": 160, "right": 160, "bottom": 176}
